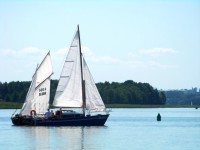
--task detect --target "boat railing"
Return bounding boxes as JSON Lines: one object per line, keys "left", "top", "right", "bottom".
{"left": 86, "top": 108, "right": 111, "bottom": 116}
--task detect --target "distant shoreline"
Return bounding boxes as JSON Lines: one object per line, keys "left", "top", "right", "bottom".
{"left": 0, "top": 101, "right": 199, "bottom": 109}
{"left": 0, "top": 101, "right": 23, "bottom": 109}
{"left": 106, "top": 104, "right": 199, "bottom": 108}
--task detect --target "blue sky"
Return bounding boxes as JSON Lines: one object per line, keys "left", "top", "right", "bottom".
{"left": 0, "top": 0, "right": 200, "bottom": 90}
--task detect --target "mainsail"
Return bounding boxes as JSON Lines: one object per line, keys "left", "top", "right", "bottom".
{"left": 53, "top": 26, "right": 105, "bottom": 112}
{"left": 53, "top": 31, "right": 82, "bottom": 108}
{"left": 20, "top": 52, "right": 53, "bottom": 115}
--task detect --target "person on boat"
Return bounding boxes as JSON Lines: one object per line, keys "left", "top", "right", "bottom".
{"left": 44, "top": 109, "right": 51, "bottom": 118}
{"left": 55, "top": 110, "right": 62, "bottom": 118}
{"left": 50, "top": 110, "right": 54, "bottom": 118}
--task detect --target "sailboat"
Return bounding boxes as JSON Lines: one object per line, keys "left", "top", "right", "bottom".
{"left": 11, "top": 51, "right": 53, "bottom": 125}
{"left": 11, "top": 25, "right": 110, "bottom": 126}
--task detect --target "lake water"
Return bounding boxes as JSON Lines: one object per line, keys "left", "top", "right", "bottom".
{"left": 0, "top": 108, "right": 200, "bottom": 150}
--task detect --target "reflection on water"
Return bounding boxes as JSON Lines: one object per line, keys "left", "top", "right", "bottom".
{"left": 22, "top": 126, "right": 107, "bottom": 150}
{"left": 26, "top": 127, "right": 50, "bottom": 150}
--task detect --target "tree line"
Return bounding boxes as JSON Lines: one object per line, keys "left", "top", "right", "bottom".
{"left": 165, "top": 90, "right": 200, "bottom": 105}
{"left": 0, "top": 80, "right": 166, "bottom": 105}
{"left": 97, "top": 80, "right": 166, "bottom": 104}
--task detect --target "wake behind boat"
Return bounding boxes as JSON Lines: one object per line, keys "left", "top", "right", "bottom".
{"left": 11, "top": 25, "right": 109, "bottom": 126}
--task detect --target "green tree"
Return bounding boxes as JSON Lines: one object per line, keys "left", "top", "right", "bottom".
{"left": 0, "top": 80, "right": 167, "bottom": 105}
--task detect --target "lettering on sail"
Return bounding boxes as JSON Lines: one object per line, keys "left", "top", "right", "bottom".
{"left": 39, "top": 88, "right": 46, "bottom": 96}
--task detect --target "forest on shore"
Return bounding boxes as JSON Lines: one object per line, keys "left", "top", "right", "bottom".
{"left": 165, "top": 89, "right": 200, "bottom": 105}
{"left": 0, "top": 80, "right": 166, "bottom": 105}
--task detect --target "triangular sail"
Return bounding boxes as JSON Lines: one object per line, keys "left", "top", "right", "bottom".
{"left": 20, "top": 72, "right": 37, "bottom": 115}
{"left": 53, "top": 31, "right": 82, "bottom": 107}
{"left": 20, "top": 52, "right": 53, "bottom": 115}
{"left": 53, "top": 26, "right": 106, "bottom": 113}
{"left": 83, "top": 58, "right": 105, "bottom": 112}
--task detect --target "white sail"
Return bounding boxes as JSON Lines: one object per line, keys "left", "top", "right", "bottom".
{"left": 34, "top": 78, "right": 51, "bottom": 114}
{"left": 53, "top": 31, "right": 82, "bottom": 107}
{"left": 83, "top": 58, "right": 106, "bottom": 112}
{"left": 20, "top": 52, "right": 53, "bottom": 115}
{"left": 20, "top": 72, "right": 37, "bottom": 115}
{"left": 53, "top": 26, "right": 106, "bottom": 113}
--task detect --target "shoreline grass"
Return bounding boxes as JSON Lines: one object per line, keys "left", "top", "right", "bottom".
{"left": 106, "top": 104, "right": 199, "bottom": 108}
{"left": 0, "top": 101, "right": 23, "bottom": 109}
{"left": 0, "top": 101, "right": 199, "bottom": 109}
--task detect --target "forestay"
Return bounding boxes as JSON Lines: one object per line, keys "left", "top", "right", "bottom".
{"left": 20, "top": 52, "right": 53, "bottom": 115}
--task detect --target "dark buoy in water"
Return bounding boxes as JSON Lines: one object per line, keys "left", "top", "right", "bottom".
{"left": 157, "top": 113, "right": 161, "bottom": 121}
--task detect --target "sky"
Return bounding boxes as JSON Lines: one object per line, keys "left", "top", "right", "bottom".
{"left": 0, "top": 0, "right": 200, "bottom": 90}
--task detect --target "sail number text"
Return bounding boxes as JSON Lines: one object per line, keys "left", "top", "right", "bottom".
{"left": 39, "top": 88, "right": 46, "bottom": 96}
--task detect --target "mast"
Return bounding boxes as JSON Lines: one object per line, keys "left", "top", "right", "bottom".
{"left": 77, "top": 25, "right": 86, "bottom": 116}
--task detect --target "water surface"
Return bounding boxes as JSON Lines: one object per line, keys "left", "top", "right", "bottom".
{"left": 0, "top": 108, "right": 200, "bottom": 150}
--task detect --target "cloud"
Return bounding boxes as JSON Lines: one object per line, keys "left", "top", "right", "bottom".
{"left": 139, "top": 48, "right": 177, "bottom": 57}
{"left": 82, "top": 46, "right": 93, "bottom": 57}
{"left": 1, "top": 47, "right": 46, "bottom": 59}
{"left": 89, "top": 55, "right": 121, "bottom": 64}
{"left": 0, "top": 46, "right": 177, "bottom": 82}
{"left": 81, "top": 46, "right": 176, "bottom": 68}
{"left": 128, "top": 48, "right": 177, "bottom": 58}
{"left": 1, "top": 49, "right": 18, "bottom": 57}
{"left": 54, "top": 47, "right": 68, "bottom": 55}
{"left": 126, "top": 48, "right": 178, "bottom": 69}
{"left": 147, "top": 60, "right": 176, "bottom": 68}
{"left": 0, "top": 47, "right": 176, "bottom": 68}
{"left": 81, "top": 46, "right": 122, "bottom": 64}
{"left": 21, "top": 47, "right": 42, "bottom": 54}
{"left": 0, "top": 47, "right": 49, "bottom": 81}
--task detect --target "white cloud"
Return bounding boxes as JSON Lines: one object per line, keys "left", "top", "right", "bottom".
{"left": 139, "top": 48, "right": 177, "bottom": 57}
{"left": 81, "top": 46, "right": 121, "bottom": 64}
{"left": 1, "top": 47, "right": 46, "bottom": 58}
{"left": 52, "top": 47, "right": 69, "bottom": 64}
{"left": 21, "top": 47, "right": 41, "bottom": 54}
{"left": 2, "top": 49, "right": 18, "bottom": 57}
{"left": 0, "top": 47, "right": 49, "bottom": 81}
{"left": 0, "top": 46, "right": 177, "bottom": 82}
{"left": 93, "top": 56, "right": 122, "bottom": 64}
{"left": 53, "top": 47, "right": 68, "bottom": 56}
{"left": 120, "top": 60, "right": 176, "bottom": 69}
{"left": 81, "top": 47, "right": 176, "bottom": 68}
{"left": 128, "top": 48, "right": 177, "bottom": 58}
{"left": 147, "top": 60, "right": 176, "bottom": 68}
{"left": 82, "top": 46, "right": 93, "bottom": 57}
